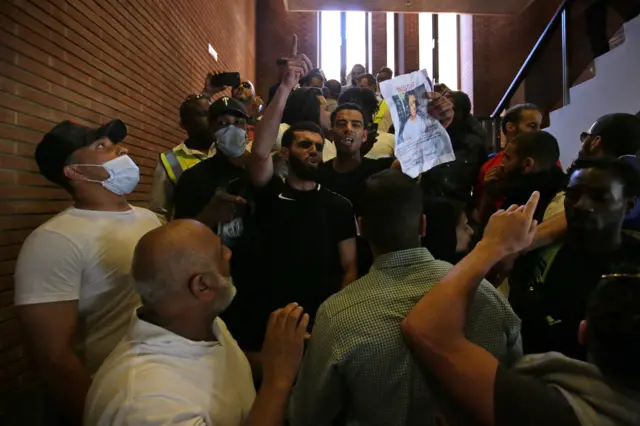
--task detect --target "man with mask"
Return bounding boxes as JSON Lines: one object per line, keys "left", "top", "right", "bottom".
{"left": 510, "top": 158, "right": 640, "bottom": 360}
{"left": 248, "top": 59, "right": 358, "bottom": 349}
{"left": 173, "top": 96, "right": 251, "bottom": 241}
{"left": 14, "top": 120, "right": 161, "bottom": 426}
{"left": 173, "top": 97, "right": 265, "bottom": 361}
{"left": 150, "top": 94, "right": 217, "bottom": 222}
{"left": 85, "top": 220, "right": 312, "bottom": 426}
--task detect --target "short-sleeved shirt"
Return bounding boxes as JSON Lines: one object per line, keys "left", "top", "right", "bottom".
{"left": 233, "top": 179, "right": 357, "bottom": 351}
{"left": 14, "top": 206, "right": 161, "bottom": 375}
{"left": 173, "top": 154, "right": 253, "bottom": 249}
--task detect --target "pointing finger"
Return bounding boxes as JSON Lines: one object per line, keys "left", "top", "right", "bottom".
{"left": 524, "top": 191, "right": 540, "bottom": 221}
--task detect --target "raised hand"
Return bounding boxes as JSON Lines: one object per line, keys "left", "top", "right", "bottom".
{"left": 203, "top": 72, "right": 228, "bottom": 96}
{"left": 482, "top": 191, "right": 540, "bottom": 256}
{"left": 281, "top": 34, "right": 313, "bottom": 90}
{"left": 203, "top": 191, "right": 247, "bottom": 224}
{"left": 426, "top": 92, "right": 454, "bottom": 129}
{"left": 261, "top": 303, "right": 310, "bottom": 389}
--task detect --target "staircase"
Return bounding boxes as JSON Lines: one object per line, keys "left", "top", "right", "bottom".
{"left": 547, "top": 14, "right": 640, "bottom": 166}
{"left": 480, "top": 0, "right": 640, "bottom": 165}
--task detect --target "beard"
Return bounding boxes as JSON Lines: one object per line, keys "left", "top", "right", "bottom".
{"left": 213, "top": 275, "right": 237, "bottom": 316}
{"left": 289, "top": 154, "right": 319, "bottom": 181}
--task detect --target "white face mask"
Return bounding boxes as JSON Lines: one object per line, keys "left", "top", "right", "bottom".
{"left": 215, "top": 126, "right": 247, "bottom": 158}
{"left": 80, "top": 155, "right": 140, "bottom": 195}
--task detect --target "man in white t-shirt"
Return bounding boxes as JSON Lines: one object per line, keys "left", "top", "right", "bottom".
{"left": 14, "top": 119, "right": 161, "bottom": 426}
{"left": 401, "top": 92, "right": 428, "bottom": 144}
{"left": 85, "top": 220, "right": 311, "bottom": 426}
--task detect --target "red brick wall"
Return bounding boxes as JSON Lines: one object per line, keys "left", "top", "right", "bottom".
{"left": 0, "top": 0, "right": 255, "bottom": 403}
{"left": 371, "top": 12, "right": 388, "bottom": 74}
{"left": 404, "top": 14, "right": 420, "bottom": 73}
{"left": 256, "top": 0, "right": 318, "bottom": 102}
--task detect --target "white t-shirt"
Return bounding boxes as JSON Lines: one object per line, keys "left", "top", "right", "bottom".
{"left": 14, "top": 206, "right": 161, "bottom": 375}
{"left": 84, "top": 313, "right": 256, "bottom": 426}
{"left": 401, "top": 114, "right": 428, "bottom": 143}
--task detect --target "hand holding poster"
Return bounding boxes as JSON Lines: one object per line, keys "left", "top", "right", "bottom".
{"left": 379, "top": 70, "right": 455, "bottom": 178}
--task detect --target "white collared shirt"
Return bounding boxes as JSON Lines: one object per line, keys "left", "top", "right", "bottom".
{"left": 84, "top": 311, "right": 255, "bottom": 426}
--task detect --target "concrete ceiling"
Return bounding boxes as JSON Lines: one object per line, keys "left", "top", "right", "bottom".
{"left": 283, "top": 0, "right": 535, "bottom": 15}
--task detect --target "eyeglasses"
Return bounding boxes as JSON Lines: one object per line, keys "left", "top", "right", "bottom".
{"left": 235, "top": 82, "right": 253, "bottom": 89}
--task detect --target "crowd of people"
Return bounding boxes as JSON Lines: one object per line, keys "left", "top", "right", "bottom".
{"left": 13, "top": 36, "right": 640, "bottom": 426}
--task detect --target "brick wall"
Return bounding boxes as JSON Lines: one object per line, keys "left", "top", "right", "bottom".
{"left": 0, "top": 0, "right": 255, "bottom": 404}
{"left": 255, "top": 0, "right": 318, "bottom": 102}
{"left": 371, "top": 12, "right": 387, "bottom": 73}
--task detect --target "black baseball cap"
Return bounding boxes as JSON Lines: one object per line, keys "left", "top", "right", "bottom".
{"left": 35, "top": 119, "right": 127, "bottom": 185}
{"left": 208, "top": 96, "right": 249, "bottom": 120}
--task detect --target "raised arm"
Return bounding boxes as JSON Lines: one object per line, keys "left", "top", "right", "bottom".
{"left": 249, "top": 35, "right": 312, "bottom": 187}
{"left": 401, "top": 193, "right": 540, "bottom": 426}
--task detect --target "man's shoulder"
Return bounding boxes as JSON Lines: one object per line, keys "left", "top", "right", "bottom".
{"left": 318, "top": 185, "right": 354, "bottom": 209}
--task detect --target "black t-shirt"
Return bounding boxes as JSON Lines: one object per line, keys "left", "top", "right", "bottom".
{"left": 511, "top": 231, "right": 640, "bottom": 359}
{"left": 236, "top": 179, "right": 357, "bottom": 349}
{"left": 494, "top": 365, "right": 580, "bottom": 426}
{"left": 317, "top": 157, "right": 395, "bottom": 215}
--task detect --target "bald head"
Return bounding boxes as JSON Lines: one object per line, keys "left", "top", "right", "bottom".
{"left": 132, "top": 220, "right": 227, "bottom": 306}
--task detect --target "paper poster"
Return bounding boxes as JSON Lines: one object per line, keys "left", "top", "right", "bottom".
{"left": 380, "top": 70, "right": 455, "bottom": 178}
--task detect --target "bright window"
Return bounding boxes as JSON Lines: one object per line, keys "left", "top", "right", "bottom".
{"left": 320, "top": 11, "right": 342, "bottom": 81}
{"left": 320, "top": 11, "right": 372, "bottom": 83}
{"left": 346, "top": 12, "right": 367, "bottom": 74}
{"left": 386, "top": 12, "right": 395, "bottom": 72}
{"left": 418, "top": 13, "right": 434, "bottom": 78}
{"left": 438, "top": 14, "right": 459, "bottom": 89}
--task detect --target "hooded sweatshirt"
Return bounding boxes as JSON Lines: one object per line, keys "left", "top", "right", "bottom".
{"left": 514, "top": 352, "right": 640, "bottom": 426}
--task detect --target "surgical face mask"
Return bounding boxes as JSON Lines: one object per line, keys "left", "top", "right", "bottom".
{"left": 80, "top": 155, "right": 140, "bottom": 195}
{"left": 215, "top": 125, "right": 247, "bottom": 158}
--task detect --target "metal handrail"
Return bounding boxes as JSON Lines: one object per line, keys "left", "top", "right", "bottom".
{"left": 490, "top": 0, "right": 575, "bottom": 119}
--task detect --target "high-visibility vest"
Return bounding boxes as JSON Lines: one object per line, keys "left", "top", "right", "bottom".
{"left": 159, "top": 146, "right": 208, "bottom": 184}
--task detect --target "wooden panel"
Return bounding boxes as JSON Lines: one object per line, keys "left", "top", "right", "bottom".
{"left": 285, "top": 0, "right": 535, "bottom": 15}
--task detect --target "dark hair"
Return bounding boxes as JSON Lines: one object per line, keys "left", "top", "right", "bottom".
{"left": 510, "top": 131, "right": 560, "bottom": 170}
{"left": 282, "top": 87, "right": 324, "bottom": 126}
{"left": 501, "top": 103, "right": 540, "bottom": 135}
{"left": 338, "top": 87, "right": 379, "bottom": 121}
{"left": 179, "top": 94, "right": 208, "bottom": 123}
{"left": 357, "top": 73, "right": 376, "bottom": 87}
{"left": 281, "top": 121, "right": 324, "bottom": 148}
{"left": 421, "top": 197, "right": 466, "bottom": 264}
{"left": 571, "top": 157, "right": 640, "bottom": 198}
{"left": 377, "top": 67, "right": 393, "bottom": 79}
{"left": 326, "top": 80, "right": 342, "bottom": 98}
{"left": 331, "top": 103, "right": 367, "bottom": 127}
{"left": 590, "top": 113, "right": 640, "bottom": 157}
{"left": 300, "top": 72, "right": 326, "bottom": 87}
{"left": 360, "top": 170, "right": 424, "bottom": 253}
{"left": 587, "top": 274, "right": 640, "bottom": 391}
